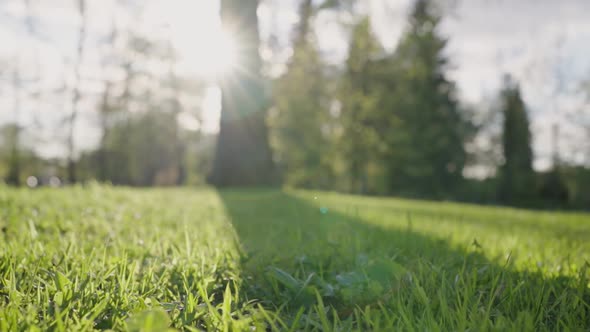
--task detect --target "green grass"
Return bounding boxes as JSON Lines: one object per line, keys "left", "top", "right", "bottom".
{"left": 1, "top": 185, "right": 589, "bottom": 331}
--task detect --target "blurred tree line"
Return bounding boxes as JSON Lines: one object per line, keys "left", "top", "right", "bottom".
{"left": 1, "top": 0, "right": 589, "bottom": 209}
{"left": 1, "top": 0, "right": 211, "bottom": 187}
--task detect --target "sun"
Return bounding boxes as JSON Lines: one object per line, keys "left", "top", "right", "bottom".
{"left": 147, "top": 0, "right": 239, "bottom": 79}
{"left": 202, "top": 29, "right": 239, "bottom": 78}
{"left": 172, "top": 25, "right": 239, "bottom": 79}
{"left": 144, "top": 0, "right": 239, "bottom": 132}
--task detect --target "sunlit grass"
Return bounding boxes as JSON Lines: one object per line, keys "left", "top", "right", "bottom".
{"left": 0, "top": 185, "right": 589, "bottom": 330}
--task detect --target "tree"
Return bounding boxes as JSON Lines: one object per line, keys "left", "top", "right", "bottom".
{"left": 498, "top": 76, "right": 535, "bottom": 204}
{"left": 340, "top": 16, "right": 383, "bottom": 193}
{"left": 4, "top": 124, "right": 21, "bottom": 186}
{"left": 23, "top": 0, "right": 41, "bottom": 129}
{"left": 82, "top": 110, "right": 183, "bottom": 186}
{"left": 538, "top": 124, "right": 569, "bottom": 206}
{"left": 97, "top": 17, "right": 118, "bottom": 182}
{"left": 209, "top": 0, "right": 275, "bottom": 186}
{"left": 66, "top": 0, "right": 87, "bottom": 183}
{"left": 89, "top": 23, "right": 197, "bottom": 186}
{"left": 269, "top": 0, "right": 336, "bottom": 188}
{"left": 5, "top": 68, "right": 22, "bottom": 186}
{"left": 381, "top": 0, "right": 468, "bottom": 197}
{"left": 580, "top": 79, "right": 590, "bottom": 165}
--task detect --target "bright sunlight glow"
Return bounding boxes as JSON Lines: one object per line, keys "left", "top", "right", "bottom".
{"left": 144, "top": 0, "right": 239, "bottom": 132}
{"left": 146, "top": 0, "right": 239, "bottom": 78}
{"left": 201, "top": 30, "right": 239, "bottom": 77}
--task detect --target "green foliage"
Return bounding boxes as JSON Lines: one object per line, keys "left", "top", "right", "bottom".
{"left": 538, "top": 168, "right": 569, "bottom": 207}
{"left": 269, "top": 1, "right": 336, "bottom": 189}
{"left": 0, "top": 124, "right": 21, "bottom": 186}
{"left": 563, "top": 166, "right": 590, "bottom": 209}
{"left": 339, "top": 17, "right": 385, "bottom": 194}
{"left": 498, "top": 78, "right": 535, "bottom": 204}
{"left": 1, "top": 186, "right": 589, "bottom": 330}
{"left": 81, "top": 111, "right": 185, "bottom": 186}
{"left": 317, "top": 0, "right": 355, "bottom": 11}
{"left": 182, "top": 133, "right": 215, "bottom": 186}
{"left": 377, "top": 0, "right": 469, "bottom": 197}
{"left": 0, "top": 125, "right": 59, "bottom": 185}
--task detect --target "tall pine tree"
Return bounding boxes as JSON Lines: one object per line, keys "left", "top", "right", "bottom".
{"left": 383, "top": 0, "right": 467, "bottom": 197}
{"left": 210, "top": 0, "right": 275, "bottom": 186}
{"left": 269, "top": 0, "right": 335, "bottom": 188}
{"left": 340, "top": 16, "right": 383, "bottom": 193}
{"left": 498, "top": 76, "right": 535, "bottom": 204}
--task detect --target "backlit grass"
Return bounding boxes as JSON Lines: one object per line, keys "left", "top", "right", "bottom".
{"left": 1, "top": 185, "right": 589, "bottom": 331}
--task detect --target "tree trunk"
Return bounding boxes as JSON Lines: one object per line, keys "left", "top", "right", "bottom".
{"left": 97, "top": 17, "right": 118, "bottom": 183}
{"left": 7, "top": 69, "right": 21, "bottom": 186}
{"left": 66, "top": 0, "right": 86, "bottom": 184}
{"left": 210, "top": 0, "right": 275, "bottom": 186}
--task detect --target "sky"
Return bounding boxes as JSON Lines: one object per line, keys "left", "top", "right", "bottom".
{"left": 1, "top": 0, "right": 589, "bottom": 172}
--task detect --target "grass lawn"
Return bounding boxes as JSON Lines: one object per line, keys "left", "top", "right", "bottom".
{"left": 1, "top": 185, "right": 589, "bottom": 331}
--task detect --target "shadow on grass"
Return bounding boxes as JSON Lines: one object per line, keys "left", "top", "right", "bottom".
{"left": 218, "top": 189, "right": 590, "bottom": 330}
{"left": 363, "top": 200, "right": 590, "bottom": 243}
